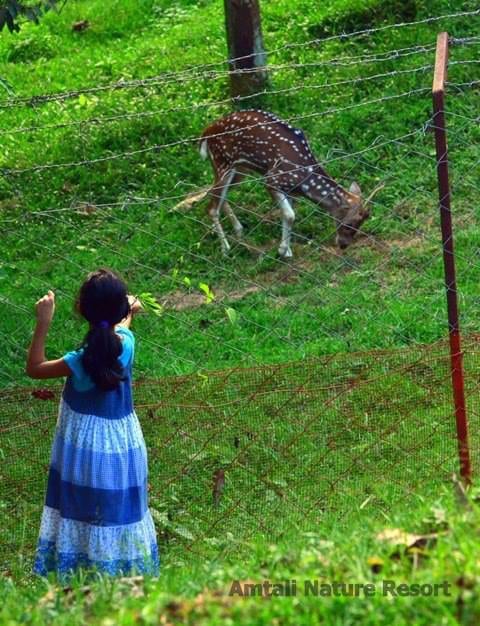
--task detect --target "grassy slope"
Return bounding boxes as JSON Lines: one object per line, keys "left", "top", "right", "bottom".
{"left": 0, "top": 0, "right": 478, "bottom": 385}
{"left": 1, "top": 0, "right": 480, "bottom": 623}
{"left": 3, "top": 484, "right": 480, "bottom": 625}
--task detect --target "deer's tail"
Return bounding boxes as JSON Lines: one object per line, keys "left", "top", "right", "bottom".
{"left": 199, "top": 138, "right": 209, "bottom": 160}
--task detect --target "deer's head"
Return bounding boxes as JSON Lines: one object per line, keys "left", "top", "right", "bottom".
{"left": 303, "top": 174, "right": 379, "bottom": 250}
{"left": 333, "top": 182, "right": 384, "bottom": 250}
{"left": 334, "top": 182, "right": 369, "bottom": 250}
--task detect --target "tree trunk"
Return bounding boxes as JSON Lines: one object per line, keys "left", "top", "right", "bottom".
{"left": 224, "top": 0, "right": 268, "bottom": 105}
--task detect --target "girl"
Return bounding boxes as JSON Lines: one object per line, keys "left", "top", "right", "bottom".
{"left": 26, "top": 268, "right": 159, "bottom": 579}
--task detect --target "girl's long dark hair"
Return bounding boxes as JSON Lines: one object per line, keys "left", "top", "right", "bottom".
{"left": 76, "top": 269, "right": 131, "bottom": 391}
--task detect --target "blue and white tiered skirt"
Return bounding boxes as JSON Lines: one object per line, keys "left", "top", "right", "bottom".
{"left": 33, "top": 398, "right": 159, "bottom": 578}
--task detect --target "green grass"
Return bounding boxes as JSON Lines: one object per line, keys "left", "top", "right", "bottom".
{"left": 0, "top": 0, "right": 479, "bottom": 385}
{"left": 1, "top": 0, "right": 480, "bottom": 622}
{"left": 3, "top": 483, "right": 480, "bottom": 625}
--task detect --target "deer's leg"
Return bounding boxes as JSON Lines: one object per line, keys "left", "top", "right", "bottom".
{"left": 223, "top": 171, "right": 245, "bottom": 238}
{"left": 270, "top": 190, "right": 295, "bottom": 258}
{"left": 207, "top": 169, "right": 236, "bottom": 255}
{"left": 223, "top": 202, "right": 244, "bottom": 238}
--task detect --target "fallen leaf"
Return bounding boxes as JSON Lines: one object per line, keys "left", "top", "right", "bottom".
{"left": 75, "top": 203, "right": 97, "bottom": 215}
{"left": 367, "top": 556, "right": 384, "bottom": 573}
{"left": 171, "top": 188, "right": 210, "bottom": 212}
{"left": 360, "top": 495, "right": 373, "bottom": 510}
{"left": 376, "top": 528, "right": 439, "bottom": 549}
{"left": 61, "top": 182, "right": 75, "bottom": 193}
{"left": 37, "top": 588, "right": 56, "bottom": 608}
{"left": 456, "top": 576, "right": 475, "bottom": 590}
{"left": 72, "top": 20, "right": 90, "bottom": 32}
{"left": 32, "top": 389, "right": 55, "bottom": 400}
{"left": 165, "top": 600, "right": 191, "bottom": 618}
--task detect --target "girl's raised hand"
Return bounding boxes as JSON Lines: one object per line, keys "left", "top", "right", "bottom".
{"left": 128, "top": 294, "right": 143, "bottom": 316}
{"left": 35, "top": 290, "right": 55, "bottom": 325}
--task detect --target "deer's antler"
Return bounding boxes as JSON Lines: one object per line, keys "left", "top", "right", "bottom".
{"left": 364, "top": 182, "right": 385, "bottom": 206}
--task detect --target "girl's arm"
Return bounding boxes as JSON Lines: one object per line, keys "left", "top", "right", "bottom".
{"left": 26, "top": 290, "right": 72, "bottom": 379}
{"left": 116, "top": 295, "right": 143, "bottom": 330}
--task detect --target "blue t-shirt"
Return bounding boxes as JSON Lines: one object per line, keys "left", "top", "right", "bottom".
{"left": 62, "top": 326, "right": 135, "bottom": 419}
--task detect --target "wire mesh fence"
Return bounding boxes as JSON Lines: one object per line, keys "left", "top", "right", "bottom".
{"left": 2, "top": 337, "right": 480, "bottom": 575}
{"left": 0, "top": 6, "right": 479, "bottom": 577}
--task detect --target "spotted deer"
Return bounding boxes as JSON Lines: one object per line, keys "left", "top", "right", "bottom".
{"left": 200, "top": 110, "right": 379, "bottom": 258}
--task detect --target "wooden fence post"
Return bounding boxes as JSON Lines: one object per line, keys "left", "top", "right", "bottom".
{"left": 224, "top": 0, "right": 268, "bottom": 104}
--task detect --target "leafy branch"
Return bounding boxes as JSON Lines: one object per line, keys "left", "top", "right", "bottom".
{"left": 0, "top": 0, "right": 65, "bottom": 34}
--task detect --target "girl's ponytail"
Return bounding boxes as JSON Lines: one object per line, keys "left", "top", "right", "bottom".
{"left": 76, "top": 269, "right": 131, "bottom": 392}
{"left": 82, "top": 324, "right": 125, "bottom": 391}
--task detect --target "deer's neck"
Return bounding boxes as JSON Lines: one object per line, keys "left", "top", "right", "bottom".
{"left": 300, "top": 171, "right": 348, "bottom": 214}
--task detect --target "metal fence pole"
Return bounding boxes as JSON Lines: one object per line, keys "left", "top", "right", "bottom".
{"left": 432, "top": 31, "right": 472, "bottom": 485}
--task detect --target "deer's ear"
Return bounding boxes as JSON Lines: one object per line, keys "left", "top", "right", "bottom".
{"left": 349, "top": 181, "right": 361, "bottom": 196}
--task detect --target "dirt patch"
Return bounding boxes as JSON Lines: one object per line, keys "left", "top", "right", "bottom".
{"left": 156, "top": 232, "right": 427, "bottom": 312}
{"left": 388, "top": 236, "right": 430, "bottom": 250}
{"left": 159, "top": 253, "right": 317, "bottom": 311}
{"left": 160, "top": 285, "right": 262, "bottom": 311}
{"left": 352, "top": 233, "right": 431, "bottom": 253}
